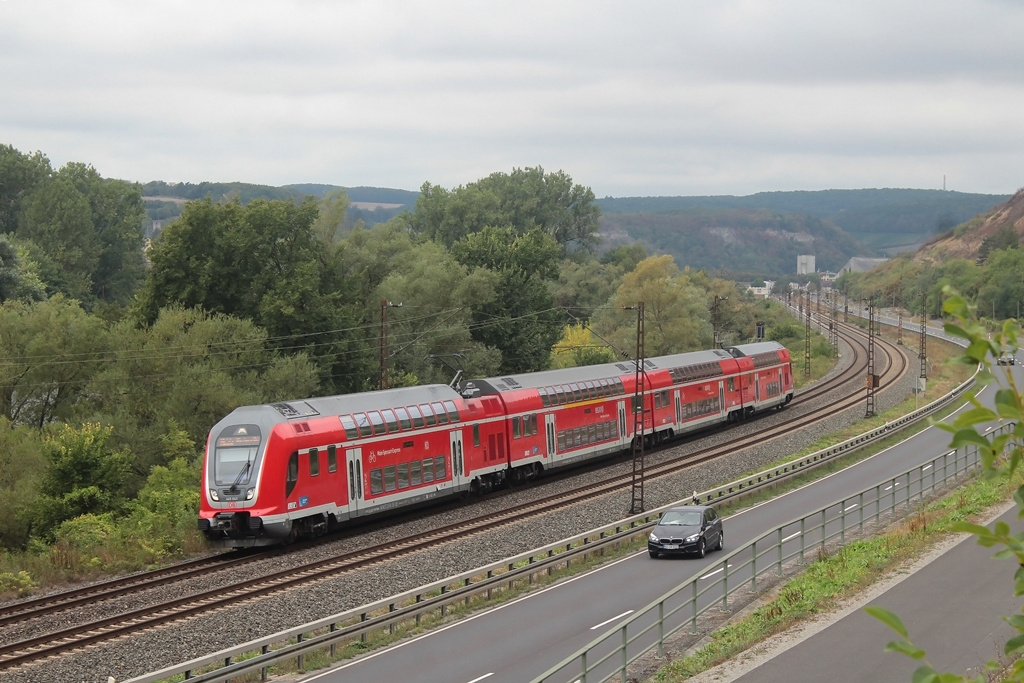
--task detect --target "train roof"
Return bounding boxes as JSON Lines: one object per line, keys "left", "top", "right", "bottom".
{"left": 459, "top": 347, "right": 737, "bottom": 395}
{"left": 724, "top": 341, "right": 789, "bottom": 358}
{"left": 225, "top": 384, "right": 463, "bottom": 424}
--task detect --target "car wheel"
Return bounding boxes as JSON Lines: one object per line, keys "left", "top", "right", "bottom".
{"left": 716, "top": 530, "right": 724, "bottom": 551}
{"left": 696, "top": 538, "right": 706, "bottom": 558}
{"left": 649, "top": 551, "right": 658, "bottom": 559}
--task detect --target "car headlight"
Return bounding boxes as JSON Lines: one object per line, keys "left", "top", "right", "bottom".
{"left": 245, "top": 488, "right": 255, "bottom": 500}
{"left": 685, "top": 533, "right": 700, "bottom": 543}
{"left": 209, "top": 489, "right": 219, "bottom": 501}
{"left": 649, "top": 532, "right": 659, "bottom": 542}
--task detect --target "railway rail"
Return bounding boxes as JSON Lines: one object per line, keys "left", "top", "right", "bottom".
{"left": 0, "top": 320, "right": 906, "bottom": 671}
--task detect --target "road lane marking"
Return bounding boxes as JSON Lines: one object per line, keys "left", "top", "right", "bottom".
{"left": 700, "top": 565, "right": 734, "bottom": 580}
{"left": 844, "top": 503, "right": 858, "bottom": 511}
{"left": 782, "top": 531, "right": 799, "bottom": 542}
{"left": 591, "top": 610, "right": 634, "bottom": 630}
{"left": 468, "top": 674, "right": 494, "bottom": 683}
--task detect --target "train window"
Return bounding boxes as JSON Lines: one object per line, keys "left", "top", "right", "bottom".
{"left": 443, "top": 400, "right": 460, "bottom": 422}
{"left": 384, "top": 465, "right": 396, "bottom": 492}
{"left": 632, "top": 395, "right": 642, "bottom": 413}
{"left": 529, "top": 413, "right": 538, "bottom": 436}
{"left": 584, "top": 381, "right": 596, "bottom": 398}
{"left": 588, "top": 424, "right": 596, "bottom": 443}
{"left": 539, "top": 388, "right": 550, "bottom": 407}
{"left": 423, "top": 458, "right": 435, "bottom": 483}
{"left": 395, "top": 407, "right": 412, "bottom": 430}
{"left": 573, "top": 427, "right": 582, "bottom": 447}
{"left": 598, "top": 378, "right": 609, "bottom": 396}
{"left": 557, "top": 431, "right": 565, "bottom": 452}
{"left": 431, "top": 402, "right": 449, "bottom": 425}
{"left": 368, "top": 411, "right": 386, "bottom": 435}
{"left": 348, "top": 461, "right": 356, "bottom": 498}
{"left": 613, "top": 379, "right": 625, "bottom": 394}
{"left": 382, "top": 409, "right": 400, "bottom": 432}
{"left": 512, "top": 416, "right": 521, "bottom": 439}
{"left": 327, "top": 445, "right": 337, "bottom": 473}
{"left": 473, "top": 424, "right": 480, "bottom": 447}
{"left": 309, "top": 448, "right": 320, "bottom": 477}
{"left": 434, "top": 455, "right": 446, "bottom": 480}
{"left": 660, "top": 390, "right": 669, "bottom": 406}
{"left": 340, "top": 415, "right": 359, "bottom": 440}
{"left": 569, "top": 383, "right": 582, "bottom": 402}
{"left": 286, "top": 452, "right": 299, "bottom": 498}
{"left": 397, "top": 462, "right": 409, "bottom": 489}
{"left": 410, "top": 459, "right": 422, "bottom": 486}
{"left": 419, "top": 404, "right": 436, "bottom": 426}
{"left": 354, "top": 413, "right": 373, "bottom": 438}
{"left": 654, "top": 392, "right": 661, "bottom": 409}
{"left": 407, "top": 405, "right": 425, "bottom": 428}
{"left": 553, "top": 386, "right": 566, "bottom": 404}
{"left": 370, "top": 468, "right": 383, "bottom": 495}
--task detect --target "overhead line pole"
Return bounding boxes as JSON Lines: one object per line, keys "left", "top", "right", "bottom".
{"left": 629, "top": 302, "right": 646, "bottom": 514}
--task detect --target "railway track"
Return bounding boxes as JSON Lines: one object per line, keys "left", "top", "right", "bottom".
{"left": 0, "top": 321, "right": 906, "bottom": 670}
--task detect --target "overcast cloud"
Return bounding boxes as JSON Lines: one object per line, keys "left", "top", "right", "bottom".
{"left": 2, "top": 0, "right": 1022, "bottom": 197}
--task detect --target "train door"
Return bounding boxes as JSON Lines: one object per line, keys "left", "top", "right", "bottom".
{"left": 755, "top": 373, "right": 761, "bottom": 403}
{"left": 345, "top": 448, "right": 363, "bottom": 515}
{"left": 617, "top": 400, "right": 627, "bottom": 440}
{"left": 674, "top": 390, "right": 682, "bottom": 429}
{"left": 545, "top": 414, "right": 556, "bottom": 458}
{"left": 450, "top": 430, "right": 467, "bottom": 490}
{"left": 718, "top": 381, "right": 725, "bottom": 417}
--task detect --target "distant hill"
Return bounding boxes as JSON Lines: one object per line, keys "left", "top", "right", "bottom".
{"left": 141, "top": 181, "right": 420, "bottom": 234}
{"left": 597, "top": 189, "right": 1008, "bottom": 257}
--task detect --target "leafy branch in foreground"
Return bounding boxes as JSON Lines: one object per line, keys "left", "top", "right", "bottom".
{"left": 867, "top": 287, "right": 1024, "bottom": 682}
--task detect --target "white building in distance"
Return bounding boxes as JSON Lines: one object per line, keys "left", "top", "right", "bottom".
{"left": 797, "top": 255, "right": 816, "bottom": 275}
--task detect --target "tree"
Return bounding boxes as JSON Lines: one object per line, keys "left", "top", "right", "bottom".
{"left": 450, "top": 226, "right": 564, "bottom": 373}
{"left": 593, "top": 255, "right": 712, "bottom": 356}
{"left": 408, "top": 167, "right": 601, "bottom": 256}
{"left": 0, "top": 145, "right": 51, "bottom": 235}
{"left": 20, "top": 423, "right": 133, "bottom": 542}
{"left": 868, "top": 288, "right": 1024, "bottom": 681}
{"left": 550, "top": 323, "right": 617, "bottom": 368}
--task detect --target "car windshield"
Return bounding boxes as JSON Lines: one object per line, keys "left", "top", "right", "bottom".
{"left": 660, "top": 510, "right": 702, "bottom": 526}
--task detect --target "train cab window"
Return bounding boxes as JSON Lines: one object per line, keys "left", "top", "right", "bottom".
{"left": 512, "top": 416, "right": 521, "bottom": 439}
{"left": 539, "top": 388, "right": 550, "bottom": 407}
{"left": 370, "top": 468, "right": 383, "bottom": 495}
{"left": 340, "top": 415, "right": 359, "bottom": 440}
{"left": 422, "top": 458, "right": 435, "bottom": 483}
{"left": 367, "top": 411, "right": 386, "bottom": 435}
{"left": 286, "top": 452, "right": 299, "bottom": 498}
{"left": 327, "top": 445, "right": 337, "bottom": 473}
{"left": 384, "top": 465, "right": 397, "bottom": 492}
{"left": 382, "top": 409, "right": 400, "bottom": 432}
{"left": 397, "top": 462, "right": 409, "bottom": 489}
{"left": 419, "top": 404, "right": 436, "bottom": 426}
{"left": 431, "top": 402, "right": 449, "bottom": 425}
{"left": 473, "top": 424, "right": 480, "bottom": 447}
{"left": 309, "top": 448, "right": 320, "bottom": 476}
{"left": 443, "top": 400, "right": 460, "bottom": 422}
{"left": 408, "top": 405, "right": 425, "bottom": 428}
{"left": 395, "top": 407, "right": 412, "bottom": 430}
{"left": 410, "top": 459, "right": 422, "bottom": 485}
{"left": 354, "top": 413, "right": 373, "bottom": 437}
{"left": 434, "top": 455, "right": 447, "bottom": 480}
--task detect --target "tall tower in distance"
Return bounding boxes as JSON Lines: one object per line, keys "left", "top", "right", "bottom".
{"left": 797, "top": 254, "right": 816, "bottom": 275}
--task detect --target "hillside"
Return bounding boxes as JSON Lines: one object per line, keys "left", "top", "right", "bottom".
{"left": 597, "top": 189, "right": 1008, "bottom": 256}
{"left": 599, "top": 207, "right": 862, "bottom": 279}
{"left": 913, "top": 187, "right": 1024, "bottom": 265}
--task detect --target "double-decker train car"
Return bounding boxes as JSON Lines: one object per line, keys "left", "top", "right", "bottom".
{"left": 198, "top": 341, "right": 793, "bottom": 548}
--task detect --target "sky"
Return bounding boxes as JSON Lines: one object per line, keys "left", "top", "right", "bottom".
{"left": 2, "top": 1, "right": 1023, "bottom": 198}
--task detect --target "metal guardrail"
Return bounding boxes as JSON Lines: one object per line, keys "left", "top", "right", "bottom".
{"left": 532, "top": 422, "right": 1014, "bottom": 683}
{"left": 125, "top": 311, "right": 977, "bottom": 683}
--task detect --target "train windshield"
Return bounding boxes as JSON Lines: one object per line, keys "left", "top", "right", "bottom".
{"left": 213, "top": 425, "right": 262, "bottom": 486}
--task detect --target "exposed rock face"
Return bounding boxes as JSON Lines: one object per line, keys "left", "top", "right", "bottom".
{"left": 914, "top": 187, "right": 1024, "bottom": 265}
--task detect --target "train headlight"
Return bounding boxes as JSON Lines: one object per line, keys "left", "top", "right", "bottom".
{"left": 209, "top": 489, "right": 219, "bottom": 501}
{"left": 245, "top": 488, "right": 255, "bottom": 500}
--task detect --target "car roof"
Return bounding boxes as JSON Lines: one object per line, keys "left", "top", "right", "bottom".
{"left": 663, "top": 505, "right": 713, "bottom": 513}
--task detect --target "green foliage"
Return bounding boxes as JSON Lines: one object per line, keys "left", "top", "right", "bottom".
{"left": 550, "top": 324, "right": 617, "bottom": 368}
{"left": 21, "top": 423, "right": 132, "bottom": 542}
{"left": 409, "top": 167, "right": 601, "bottom": 256}
{"left": 0, "top": 418, "right": 47, "bottom": 549}
{"left": 0, "top": 570, "right": 37, "bottom": 597}
{"left": 0, "top": 144, "right": 51, "bottom": 235}
{"left": 867, "top": 287, "right": 1024, "bottom": 682}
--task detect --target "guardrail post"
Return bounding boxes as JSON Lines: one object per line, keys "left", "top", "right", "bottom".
{"left": 361, "top": 613, "right": 367, "bottom": 643}
{"left": 800, "top": 517, "right": 806, "bottom": 563}
{"left": 620, "top": 627, "right": 628, "bottom": 681}
{"left": 820, "top": 509, "right": 826, "bottom": 553}
{"left": 840, "top": 500, "right": 846, "bottom": 545}
{"left": 296, "top": 632, "right": 304, "bottom": 671}
{"left": 750, "top": 539, "right": 757, "bottom": 592}
{"left": 691, "top": 580, "right": 698, "bottom": 633}
{"left": 776, "top": 527, "right": 783, "bottom": 576}
{"left": 329, "top": 623, "right": 337, "bottom": 657}
{"left": 658, "top": 602, "right": 665, "bottom": 656}
{"left": 262, "top": 644, "right": 269, "bottom": 681}
{"left": 859, "top": 491, "right": 864, "bottom": 533}
{"left": 724, "top": 557, "right": 732, "bottom": 609}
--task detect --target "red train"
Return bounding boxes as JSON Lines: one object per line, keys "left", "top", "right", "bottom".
{"left": 198, "top": 341, "right": 793, "bottom": 548}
